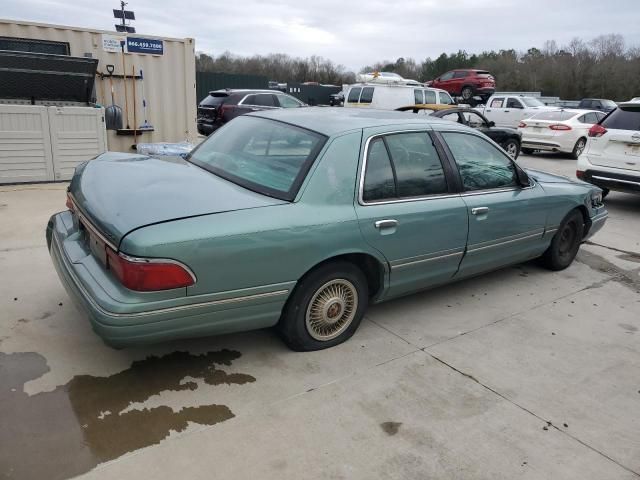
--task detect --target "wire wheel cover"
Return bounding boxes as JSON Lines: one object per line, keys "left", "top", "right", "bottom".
{"left": 305, "top": 279, "right": 358, "bottom": 341}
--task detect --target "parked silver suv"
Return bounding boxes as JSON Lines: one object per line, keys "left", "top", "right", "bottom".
{"left": 577, "top": 101, "right": 640, "bottom": 196}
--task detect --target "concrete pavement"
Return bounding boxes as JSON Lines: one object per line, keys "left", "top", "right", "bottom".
{"left": 1, "top": 154, "right": 639, "bottom": 479}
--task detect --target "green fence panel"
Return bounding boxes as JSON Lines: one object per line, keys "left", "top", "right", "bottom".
{"left": 196, "top": 72, "right": 269, "bottom": 103}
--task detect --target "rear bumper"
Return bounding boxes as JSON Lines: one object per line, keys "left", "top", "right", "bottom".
{"left": 47, "top": 211, "right": 291, "bottom": 347}
{"left": 521, "top": 139, "right": 568, "bottom": 152}
{"left": 196, "top": 122, "right": 218, "bottom": 135}
{"left": 576, "top": 162, "right": 640, "bottom": 194}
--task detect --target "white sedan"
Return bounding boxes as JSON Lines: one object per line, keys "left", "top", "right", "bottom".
{"left": 518, "top": 110, "right": 606, "bottom": 159}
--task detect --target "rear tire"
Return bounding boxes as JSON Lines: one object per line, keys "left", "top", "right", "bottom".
{"left": 521, "top": 147, "right": 535, "bottom": 155}
{"left": 503, "top": 139, "right": 520, "bottom": 159}
{"left": 278, "top": 261, "right": 368, "bottom": 351}
{"left": 570, "top": 137, "right": 587, "bottom": 160}
{"left": 539, "top": 210, "right": 584, "bottom": 271}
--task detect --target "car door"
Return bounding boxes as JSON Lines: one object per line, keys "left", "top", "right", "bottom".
{"left": 450, "top": 71, "right": 465, "bottom": 95}
{"left": 505, "top": 97, "right": 526, "bottom": 127}
{"left": 484, "top": 97, "right": 507, "bottom": 126}
{"left": 438, "top": 130, "right": 548, "bottom": 277}
{"left": 462, "top": 110, "right": 497, "bottom": 138}
{"left": 436, "top": 71, "right": 455, "bottom": 92}
{"left": 354, "top": 128, "right": 468, "bottom": 298}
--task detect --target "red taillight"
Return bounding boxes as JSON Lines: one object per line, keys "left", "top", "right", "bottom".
{"left": 105, "top": 249, "right": 195, "bottom": 291}
{"left": 518, "top": 121, "right": 527, "bottom": 128}
{"left": 66, "top": 192, "right": 75, "bottom": 212}
{"left": 218, "top": 104, "right": 234, "bottom": 119}
{"left": 576, "top": 170, "right": 585, "bottom": 179}
{"left": 549, "top": 124, "right": 571, "bottom": 131}
{"left": 589, "top": 124, "right": 607, "bottom": 137}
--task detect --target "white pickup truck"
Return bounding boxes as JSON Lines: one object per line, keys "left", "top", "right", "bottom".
{"left": 476, "top": 95, "right": 555, "bottom": 128}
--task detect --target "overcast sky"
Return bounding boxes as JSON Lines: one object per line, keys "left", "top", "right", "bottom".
{"left": 3, "top": 0, "right": 639, "bottom": 70}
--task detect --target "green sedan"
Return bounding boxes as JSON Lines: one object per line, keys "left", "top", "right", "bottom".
{"left": 47, "top": 108, "right": 608, "bottom": 351}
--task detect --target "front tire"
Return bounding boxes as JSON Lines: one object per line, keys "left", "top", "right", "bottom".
{"left": 570, "top": 138, "right": 587, "bottom": 160}
{"left": 461, "top": 87, "right": 474, "bottom": 101}
{"left": 278, "top": 261, "right": 368, "bottom": 351}
{"left": 539, "top": 210, "right": 584, "bottom": 271}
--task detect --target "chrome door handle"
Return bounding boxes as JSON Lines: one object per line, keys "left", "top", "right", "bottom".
{"left": 374, "top": 219, "right": 398, "bottom": 229}
{"left": 471, "top": 207, "right": 489, "bottom": 215}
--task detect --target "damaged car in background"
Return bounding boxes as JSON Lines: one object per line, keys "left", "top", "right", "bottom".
{"left": 48, "top": 108, "right": 607, "bottom": 351}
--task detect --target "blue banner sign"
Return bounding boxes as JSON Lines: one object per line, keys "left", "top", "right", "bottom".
{"left": 126, "top": 37, "right": 163, "bottom": 55}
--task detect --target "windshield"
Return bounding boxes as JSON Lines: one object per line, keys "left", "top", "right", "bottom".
{"left": 187, "top": 116, "right": 326, "bottom": 201}
{"left": 522, "top": 97, "right": 545, "bottom": 107}
{"left": 601, "top": 100, "right": 617, "bottom": 107}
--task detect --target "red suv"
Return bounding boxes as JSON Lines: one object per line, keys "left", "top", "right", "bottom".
{"left": 428, "top": 69, "right": 495, "bottom": 103}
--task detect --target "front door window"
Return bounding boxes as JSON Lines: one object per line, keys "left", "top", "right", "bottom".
{"left": 442, "top": 132, "right": 517, "bottom": 191}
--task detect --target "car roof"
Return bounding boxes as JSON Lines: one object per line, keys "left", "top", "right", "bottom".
{"left": 248, "top": 107, "right": 448, "bottom": 136}
{"left": 209, "top": 89, "right": 287, "bottom": 94}
{"left": 348, "top": 83, "right": 450, "bottom": 94}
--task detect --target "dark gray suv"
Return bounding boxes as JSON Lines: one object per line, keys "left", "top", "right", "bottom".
{"left": 197, "top": 89, "right": 305, "bottom": 135}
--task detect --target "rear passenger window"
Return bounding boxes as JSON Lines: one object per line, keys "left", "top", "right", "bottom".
{"left": 252, "top": 94, "right": 276, "bottom": 107}
{"left": 362, "top": 133, "right": 449, "bottom": 202}
{"left": 385, "top": 133, "right": 448, "bottom": 197}
{"left": 243, "top": 94, "right": 257, "bottom": 105}
{"left": 363, "top": 138, "right": 396, "bottom": 202}
{"left": 347, "top": 87, "right": 362, "bottom": 103}
{"left": 442, "top": 132, "right": 517, "bottom": 191}
{"left": 414, "top": 89, "right": 424, "bottom": 104}
{"left": 360, "top": 87, "right": 374, "bottom": 104}
{"left": 424, "top": 90, "right": 436, "bottom": 104}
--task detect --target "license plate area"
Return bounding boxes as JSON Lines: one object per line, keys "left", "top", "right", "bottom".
{"left": 80, "top": 219, "right": 108, "bottom": 266}
{"left": 625, "top": 144, "right": 640, "bottom": 157}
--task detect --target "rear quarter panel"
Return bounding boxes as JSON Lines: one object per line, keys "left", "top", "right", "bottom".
{"left": 119, "top": 131, "right": 386, "bottom": 297}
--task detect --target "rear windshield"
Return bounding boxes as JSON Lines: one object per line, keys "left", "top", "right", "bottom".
{"left": 186, "top": 116, "right": 326, "bottom": 201}
{"left": 200, "top": 94, "right": 227, "bottom": 106}
{"left": 522, "top": 97, "right": 545, "bottom": 107}
{"left": 476, "top": 71, "right": 491, "bottom": 77}
{"left": 601, "top": 100, "right": 617, "bottom": 107}
{"left": 530, "top": 111, "right": 575, "bottom": 121}
{"left": 601, "top": 106, "right": 640, "bottom": 130}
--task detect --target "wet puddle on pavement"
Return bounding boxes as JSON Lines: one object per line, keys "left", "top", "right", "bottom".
{"left": 0, "top": 349, "right": 255, "bottom": 480}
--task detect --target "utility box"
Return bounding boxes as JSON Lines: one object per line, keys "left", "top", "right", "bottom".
{"left": 0, "top": 104, "right": 107, "bottom": 183}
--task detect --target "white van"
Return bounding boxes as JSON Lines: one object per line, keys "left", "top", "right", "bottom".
{"left": 344, "top": 83, "right": 455, "bottom": 110}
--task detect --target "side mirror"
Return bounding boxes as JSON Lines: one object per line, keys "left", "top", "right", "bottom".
{"left": 488, "top": 121, "right": 495, "bottom": 127}
{"left": 515, "top": 163, "right": 530, "bottom": 187}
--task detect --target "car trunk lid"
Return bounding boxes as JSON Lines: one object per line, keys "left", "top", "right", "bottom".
{"left": 69, "top": 152, "right": 286, "bottom": 247}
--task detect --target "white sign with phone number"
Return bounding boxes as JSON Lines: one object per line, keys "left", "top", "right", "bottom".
{"left": 102, "top": 34, "right": 126, "bottom": 53}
